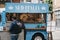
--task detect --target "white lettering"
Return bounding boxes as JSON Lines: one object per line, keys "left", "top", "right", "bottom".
{"left": 14, "top": 5, "right": 42, "bottom": 11}
{"left": 41, "top": 6, "right": 46, "bottom": 10}
{"left": 20, "top": 6, "right": 25, "bottom": 10}
{"left": 9, "top": 6, "right": 13, "bottom": 10}
{"left": 15, "top": 5, "right": 20, "bottom": 10}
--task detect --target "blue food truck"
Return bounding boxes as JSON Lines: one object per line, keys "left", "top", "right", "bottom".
{"left": 0, "top": 3, "right": 49, "bottom": 40}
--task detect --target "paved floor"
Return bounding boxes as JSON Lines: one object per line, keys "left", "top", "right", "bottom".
{"left": 1, "top": 22, "right": 60, "bottom": 40}
{"left": 0, "top": 22, "right": 24, "bottom": 40}
{"left": 0, "top": 30, "right": 24, "bottom": 40}
{"left": 52, "top": 27, "right": 60, "bottom": 40}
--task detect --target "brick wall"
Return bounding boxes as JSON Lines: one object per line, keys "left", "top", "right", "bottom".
{"left": 12, "top": 0, "right": 20, "bottom": 3}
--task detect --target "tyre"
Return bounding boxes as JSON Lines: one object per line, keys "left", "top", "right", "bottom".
{"left": 32, "top": 34, "right": 45, "bottom": 40}
{"left": 34, "top": 36, "right": 42, "bottom": 40}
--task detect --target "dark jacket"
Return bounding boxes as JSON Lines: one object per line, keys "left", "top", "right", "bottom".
{"left": 9, "top": 20, "right": 25, "bottom": 34}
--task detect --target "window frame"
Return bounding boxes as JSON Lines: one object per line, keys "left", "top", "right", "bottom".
{"left": 38, "top": 0, "right": 43, "bottom": 3}
{"left": 0, "top": 0, "right": 11, "bottom": 4}
{"left": 26, "top": 0, "right": 31, "bottom": 3}
{"left": 0, "top": 14, "right": 1, "bottom": 22}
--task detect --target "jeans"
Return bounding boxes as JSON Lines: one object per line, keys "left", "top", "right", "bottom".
{"left": 10, "top": 34, "right": 19, "bottom": 40}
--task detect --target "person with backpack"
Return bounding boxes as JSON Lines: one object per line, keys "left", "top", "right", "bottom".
{"left": 9, "top": 16, "right": 25, "bottom": 40}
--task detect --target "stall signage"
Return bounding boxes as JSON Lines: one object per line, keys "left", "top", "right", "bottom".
{"left": 5, "top": 3, "right": 49, "bottom": 13}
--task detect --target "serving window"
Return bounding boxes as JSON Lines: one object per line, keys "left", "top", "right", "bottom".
{"left": 6, "top": 13, "right": 46, "bottom": 23}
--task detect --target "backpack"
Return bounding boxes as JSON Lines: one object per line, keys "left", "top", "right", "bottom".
{"left": 9, "top": 22, "right": 22, "bottom": 34}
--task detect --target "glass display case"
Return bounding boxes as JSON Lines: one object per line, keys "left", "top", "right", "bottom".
{"left": 6, "top": 13, "right": 46, "bottom": 23}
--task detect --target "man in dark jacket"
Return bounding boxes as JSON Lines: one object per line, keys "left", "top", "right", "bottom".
{"left": 9, "top": 16, "right": 25, "bottom": 40}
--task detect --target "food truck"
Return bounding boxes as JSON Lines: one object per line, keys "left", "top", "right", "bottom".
{"left": 0, "top": 3, "right": 49, "bottom": 40}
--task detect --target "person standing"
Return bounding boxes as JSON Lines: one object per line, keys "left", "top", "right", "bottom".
{"left": 9, "top": 16, "right": 25, "bottom": 40}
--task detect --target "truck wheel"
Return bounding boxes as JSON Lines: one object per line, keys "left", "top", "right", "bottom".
{"left": 34, "top": 36, "right": 42, "bottom": 40}
{"left": 32, "top": 34, "right": 44, "bottom": 40}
